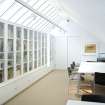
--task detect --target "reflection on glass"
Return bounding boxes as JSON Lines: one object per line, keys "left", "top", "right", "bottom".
{"left": 16, "top": 52, "right": 21, "bottom": 64}
{"left": 24, "top": 51, "right": 27, "bottom": 62}
{"left": 16, "top": 27, "right": 21, "bottom": 38}
{"left": 29, "top": 30, "right": 33, "bottom": 40}
{"left": 16, "top": 40, "right": 21, "bottom": 51}
{"left": 29, "top": 51, "right": 32, "bottom": 61}
{"left": 29, "top": 62, "right": 32, "bottom": 71}
{"left": 0, "top": 39, "right": 4, "bottom": 52}
{"left": 34, "top": 41, "right": 37, "bottom": 50}
{"left": 8, "top": 67, "right": 13, "bottom": 79}
{"left": 29, "top": 41, "right": 32, "bottom": 51}
{"left": 24, "top": 63, "right": 27, "bottom": 73}
{"left": 34, "top": 51, "right": 37, "bottom": 60}
{"left": 0, "top": 61, "right": 4, "bottom": 82}
{"left": 24, "top": 29, "right": 27, "bottom": 39}
{"left": 0, "top": 53, "right": 4, "bottom": 59}
{"left": 34, "top": 61, "right": 37, "bottom": 68}
{"left": 8, "top": 53, "right": 13, "bottom": 59}
{"left": 16, "top": 65, "right": 21, "bottom": 76}
{"left": 24, "top": 40, "right": 27, "bottom": 51}
{"left": 8, "top": 39, "right": 13, "bottom": 51}
{"left": 8, "top": 24, "right": 14, "bottom": 38}
{"left": 8, "top": 61, "right": 13, "bottom": 67}
{"left": 42, "top": 56, "right": 44, "bottom": 65}
{"left": 34, "top": 31, "right": 37, "bottom": 41}
{"left": 0, "top": 22, "right": 4, "bottom": 36}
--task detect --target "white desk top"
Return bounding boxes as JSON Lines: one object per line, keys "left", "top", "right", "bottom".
{"left": 67, "top": 100, "right": 105, "bottom": 105}
{"left": 78, "top": 62, "right": 105, "bottom": 73}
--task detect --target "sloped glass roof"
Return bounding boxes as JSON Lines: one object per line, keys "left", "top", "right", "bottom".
{"left": 0, "top": 0, "right": 63, "bottom": 32}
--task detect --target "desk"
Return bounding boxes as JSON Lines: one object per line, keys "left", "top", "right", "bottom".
{"left": 78, "top": 62, "right": 105, "bottom": 73}
{"left": 67, "top": 100, "right": 105, "bottom": 105}
{"left": 77, "top": 62, "right": 105, "bottom": 95}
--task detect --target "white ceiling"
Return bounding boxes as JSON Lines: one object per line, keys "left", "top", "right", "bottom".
{"left": 55, "top": 0, "right": 105, "bottom": 42}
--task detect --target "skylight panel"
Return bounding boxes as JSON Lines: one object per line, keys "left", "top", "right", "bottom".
{"left": 17, "top": 11, "right": 32, "bottom": 24}
{"left": 10, "top": 7, "right": 28, "bottom": 23}
{"left": 27, "top": 17, "right": 40, "bottom": 27}
{"left": 28, "top": 0, "right": 39, "bottom": 6}
{"left": 1, "top": 3, "right": 21, "bottom": 20}
{"left": 38, "top": 2, "right": 50, "bottom": 13}
{"left": 0, "top": 0, "right": 14, "bottom": 16}
{"left": 33, "top": 0, "right": 47, "bottom": 10}
{"left": 23, "top": 17, "right": 34, "bottom": 26}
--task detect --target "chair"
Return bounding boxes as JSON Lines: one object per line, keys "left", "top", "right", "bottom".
{"left": 81, "top": 94, "right": 105, "bottom": 103}
{"left": 67, "top": 67, "right": 72, "bottom": 77}
{"left": 94, "top": 72, "right": 105, "bottom": 95}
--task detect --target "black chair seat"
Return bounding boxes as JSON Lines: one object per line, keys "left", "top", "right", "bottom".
{"left": 81, "top": 95, "right": 105, "bottom": 103}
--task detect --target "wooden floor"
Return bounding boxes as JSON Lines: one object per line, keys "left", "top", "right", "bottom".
{"left": 4, "top": 70, "right": 84, "bottom": 105}
{"left": 5, "top": 70, "right": 69, "bottom": 105}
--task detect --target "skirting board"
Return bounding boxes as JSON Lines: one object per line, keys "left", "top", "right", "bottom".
{"left": 0, "top": 67, "right": 53, "bottom": 105}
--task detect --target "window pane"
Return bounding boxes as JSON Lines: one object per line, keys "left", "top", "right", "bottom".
{"left": 0, "top": 60, "right": 4, "bottom": 83}
{"left": 16, "top": 40, "right": 21, "bottom": 51}
{"left": 24, "top": 51, "right": 27, "bottom": 62}
{"left": 24, "top": 40, "right": 27, "bottom": 51}
{"left": 8, "top": 67, "right": 13, "bottom": 79}
{"left": 29, "top": 62, "right": 32, "bottom": 71}
{"left": 0, "top": 53, "right": 4, "bottom": 59}
{"left": 16, "top": 52, "right": 21, "bottom": 64}
{"left": 0, "top": 38, "right": 4, "bottom": 52}
{"left": 29, "top": 30, "right": 33, "bottom": 40}
{"left": 24, "top": 29, "right": 27, "bottom": 39}
{"left": 34, "top": 61, "right": 37, "bottom": 68}
{"left": 16, "top": 27, "right": 21, "bottom": 39}
{"left": 8, "top": 24, "right": 14, "bottom": 38}
{"left": 0, "top": 22, "right": 4, "bottom": 36}
{"left": 16, "top": 65, "right": 21, "bottom": 76}
{"left": 29, "top": 41, "right": 32, "bottom": 51}
{"left": 29, "top": 51, "right": 32, "bottom": 61}
{"left": 8, "top": 53, "right": 13, "bottom": 59}
{"left": 23, "top": 63, "right": 27, "bottom": 73}
{"left": 8, "top": 39, "right": 13, "bottom": 51}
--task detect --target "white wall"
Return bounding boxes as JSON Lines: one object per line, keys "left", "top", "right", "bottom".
{"left": 55, "top": 36, "right": 67, "bottom": 69}
{"left": 53, "top": 21, "right": 105, "bottom": 69}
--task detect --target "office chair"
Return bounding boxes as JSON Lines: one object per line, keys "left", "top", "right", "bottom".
{"left": 94, "top": 72, "right": 105, "bottom": 95}
{"left": 81, "top": 94, "right": 105, "bottom": 103}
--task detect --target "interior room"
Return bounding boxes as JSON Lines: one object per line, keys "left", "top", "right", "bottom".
{"left": 0, "top": 0, "right": 105, "bottom": 105}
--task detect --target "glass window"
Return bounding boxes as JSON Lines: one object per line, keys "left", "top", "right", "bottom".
{"left": 0, "top": 60, "right": 4, "bottom": 83}
{"left": 29, "top": 30, "right": 33, "bottom": 40}
{"left": 34, "top": 31, "right": 37, "bottom": 41}
{"left": 34, "top": 41, "right": 37, "bottom": 50}
{"left": 34, "top": 61, "right": 37, "bottom": 68}
{"left": 24, "top": 29, "right": 27, "bottom": 39}
{"left": 29, "top": 51, "right": 32, "bottom": 61}
{"left": 23, "top": 63, "right": 27, "bottom": 73}
{"left": 8, "top": 24, "right": 14, "bottom": 38}
{"left": 29, "top": 62, "right": 32, "bottom": 71}
{"left": 16, "top": 27, "right": 21, "bottom": 39}
{"left": 16, "top": 40, "right": 21, "bottom": 51}
{"left": 8, "top": 53, "right": 13, "bottom": 59}
{"left": 8, "top": 39, "right": 13, "bottom": 52}
{"left": 29, "top": 41, "right": 32, "bottom": 51}
{"left": 0, "top": 39, "right": 4, "bottom": 52}
{"left": 24, "top": 40, "right": 27, "bottom": 51}
{"left": 0, "top": 53, "right": 4, "bottom": 59}
{"left": 16, "top": 65, "right": 21, "bottom": 76}
{"left": 0, "top": 22, "right": 4, "bottom": 36}
{"left": 24, "top": 51, "right": 27, "bottom": 62}
{"left": 8, "top": 67, "right": 13, "bottom": 79}
{"left": 16, "top": 52, "right": 21, "bottom": 64}
{"left": 35, "top": 51, "right": 37, "bottom": 60}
